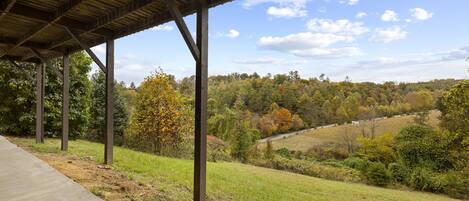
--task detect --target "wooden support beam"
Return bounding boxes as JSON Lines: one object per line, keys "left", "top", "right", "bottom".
{"left": 8, "top": 59, "right": 34, "bottom": 81}
{"left": 0, "top": 0, "right": 16, "bottom": 22}
{"left": 48, "top": 0, "right": 155, "bottom": 50}
{"left": 104, "top": 39, "right": 114, "bottom": 165}
{"left": 65, "top": 27, "right": 106, "bottom": 73}
{"left": 61, "top": 54, "right": 70, "bottom": 151}
{"left": 30, "top": 48, "right": 63, "bottom": 80}
{"left": 36, "top": 63, "right": 44, "bottom": 143}
{"left": 0, "top": 0, "right": 84, "bottom": 58}
{"left": 194, "top": 1, "right": 208, "bottom": 201}
{"left": 165, "top": 0, "right": 200, "bottom": 61}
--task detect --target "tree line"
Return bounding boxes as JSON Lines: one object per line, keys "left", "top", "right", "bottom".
{"left": 0, "top": 53, "right": 462, "bottom": 161}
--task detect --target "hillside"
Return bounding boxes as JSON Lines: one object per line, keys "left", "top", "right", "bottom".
{"left": 8, "top": 137, "right": 458, "bottom": 201}
{"left": 260, "top": 111, "right": 440, "bottom": 151}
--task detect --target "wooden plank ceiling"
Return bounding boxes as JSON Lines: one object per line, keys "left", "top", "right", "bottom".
{"left": 0, "top": 0, "right": 231, "bottom": 63}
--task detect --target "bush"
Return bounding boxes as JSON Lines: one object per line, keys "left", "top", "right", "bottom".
{"left": 322, "top": 159, "right": 347, "bottom": 168}
{"left": 409, "top": 168, "right": 444, "bottom": 192}
{"left": 306, "top": 142, "right": 349, "bottom": 161}
{"left": 365, "top": 162, "right": 391, "bottom": 186}
{"left": 253, "top": 157, "right": 365, "bottom": 183}
{"left": 342, "top": 157, "right": 368, "bottom": 171}
{"left": 276, "top": 148, "right": 292, "bottom": 159}
{"left": 440, "top": 171, "right": 469, "bottom": 199}
{"left": 388, "top": 163, "right": 410, "bottom": 184}
{"left": 394, "top": 125, "right": 453, "bottom": 171}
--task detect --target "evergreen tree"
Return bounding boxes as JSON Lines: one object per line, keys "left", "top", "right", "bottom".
{"left": 89, "top": 71, "right": 129, "bottom": 145}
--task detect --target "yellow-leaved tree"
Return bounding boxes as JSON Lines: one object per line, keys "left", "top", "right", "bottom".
{"left": 127, "top": 71, "right": 184, "bottom": 155}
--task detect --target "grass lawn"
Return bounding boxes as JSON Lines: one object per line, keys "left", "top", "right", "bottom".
{"left": 8, "top": 137, "right": 459, "bottom": 201}
{"left": 266, "top": 111, "right": 440, "bottom": 151}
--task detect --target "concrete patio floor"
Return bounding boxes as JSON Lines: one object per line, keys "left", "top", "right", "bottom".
{"left": 0, "top": 135, "right": 101, "bottom": 201}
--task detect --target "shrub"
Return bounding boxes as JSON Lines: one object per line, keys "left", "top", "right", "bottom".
{"left": 440, "top": 171, "right": 469, "bottom": 199}
{"left": 264, "top": 140, "right": 274, "bottom": 160}
{"left": 388, "top": 162, "right": 410, "bottom": 184}
{"left": 342, "top": 157, "right": 368, "bottom": 171}
{"left": 357, "top": 133, "right": 395, "bottom": 164}
{"left": 306, "top": 142, "right": 349, "bottom": 161}
{"left": 365, "top": 162, "right": 391, "bottom": 186}
{"left": 322, "top": 159, "right": 347, "bottom": 168}
{"left": 207, "top": 142, "right": 232, "bottom": 162}
{"left": 276, "top": 148, "right": 292, "bottom": 159}
{"left": 394, "top": 125, "right": 453, "bottom": 171}
{"left": 409, "top": 168, "right": 444, "bottom": 192}
{"left": 253, "top": 157, "right": 365, "bottom": 183}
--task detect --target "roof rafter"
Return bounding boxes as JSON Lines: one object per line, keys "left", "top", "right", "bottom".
{"left": 0, "top": 0, "right": 16, "bottom": 22}
{"left": 3, "top": 3, "right": 113, "bottom": 37}
{"left": 65, "top": 27, "right": 106, "bottom": 73}
{"left": 165, "top": 0, "right": 200, "bottom": 61}
{"left": 30, "top": 48, "right": 64, "bottom": 80}
{"left": 0, "top": 0, "right": 85, "bottom": 58}
{"left": 48, "top": 0, "right": 156, "bottom": 50}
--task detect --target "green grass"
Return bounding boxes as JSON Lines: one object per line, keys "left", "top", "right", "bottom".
{"left": 8, "top": 137, "right": 459, "bottom": 201}
{"left": 266, "top": 111, "right": 440, "bottom": 151}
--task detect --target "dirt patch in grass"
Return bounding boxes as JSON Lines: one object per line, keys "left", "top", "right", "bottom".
{"left": 15, "top": 142, "right": 166, "bottom": 201}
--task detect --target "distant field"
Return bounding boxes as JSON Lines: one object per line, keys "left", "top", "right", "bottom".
{"left": 262, "top": 111, "right": 440, "bottom": 152}
{"left": 8, "top": 137, "right": 458, "bottom": 201}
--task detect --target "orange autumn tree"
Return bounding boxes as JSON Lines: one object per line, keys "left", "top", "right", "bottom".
{"left": 127, "top": 71, "right": 184, "bottom": 155}
{"left": 273, "top": 107, "right": 293, "bottom": 132}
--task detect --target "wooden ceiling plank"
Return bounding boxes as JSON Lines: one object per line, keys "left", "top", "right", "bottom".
{"left": 0, "top": 0, "right": 17, "bottom": 22}
{"left": 0, "top": 0, "right": 85, "bottom": 58}
{"left": 48, "top": 0, "right": 156, "bottom": 50}
{"left": 4, "top": 3, "right": 113, "bottom": 37}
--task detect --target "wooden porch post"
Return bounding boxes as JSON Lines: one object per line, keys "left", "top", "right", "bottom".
{"left": 61, "top": 54, "right": 70, "bottom": 151}
{"left": 194, "top": 1, "right": 208, "bottom": 200}
{"left": 35, "top": 63, "right": 44, "bottom": 144}
{"left": 105, "top": 39, "right": 114, "bottom": 164}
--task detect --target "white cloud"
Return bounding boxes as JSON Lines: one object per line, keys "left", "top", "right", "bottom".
{"left": 259, "top": 32, "right": 353, "bottom": 50}
{"left": 317, "top": 6, "right": 327, "bottom": 13}
{"left": 410, "top": 8, "right": 433, "bottom": 21}
{"left": 243, "top": 0, "right": 309, "bottom": 18}
{"left": 219, "top": 29, "right": 240, "bottom": 38}
{"left": 339, "top": 0, "right": 359, "bottom": 5}
{"left": 338, "top": 46, "right": 469, "bottom": 82}
{"left": 290, "top": 47, "right": 361, "bottom": 58}
{"left": 354, "top": 45, "right": 469, "bottom": 68}
{"left": 370, "top": 26, "right": 407, "bottom": 43}
{"left": 258, "top": 32, "right": 360, "bottom": 59}
{"left": 234, "top": 57, "right": 307, "bottom": 66}
{"left": 151, "top": 24, "right": 174, "bottom": 31}
{"left": 91, "top": 45, "right": 106, "bottom": 55}
{"left": 381, "top": 10, "right": 399, "bottom": 22}
{"left": 347, "top": 0, "right": 359, "bottom": 5}
{"left": 267, "top": 6, "right": 307, "bottom": 18}
{"left": 306, "top": 18, "right": 369, "bottom": 36}
{"left": 242, "top": 0, "right": 308, "bottom": 8}
{"left": 355, "top": 12, "right": 367, "bottom": 19}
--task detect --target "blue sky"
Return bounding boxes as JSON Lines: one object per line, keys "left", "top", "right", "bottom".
{"left": 91, "top": 0, "right": 469, "bottom": 85}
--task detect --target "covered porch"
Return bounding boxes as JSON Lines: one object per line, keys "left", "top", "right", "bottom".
{"left": 0, "top": 0, "right": 231, "bottom": 200}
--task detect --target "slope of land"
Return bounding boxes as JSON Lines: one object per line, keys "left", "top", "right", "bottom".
{"left": 7, "top": 136, "right": 458, "bottom": 201}
{"left": 261, "top": 111, "right": 440, "bottom": 151}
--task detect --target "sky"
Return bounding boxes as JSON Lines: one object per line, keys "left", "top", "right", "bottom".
{"left": 90, "top": 0, "right": 469, "bottom": 85}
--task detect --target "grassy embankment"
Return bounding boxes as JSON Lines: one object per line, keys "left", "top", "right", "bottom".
{"left": 264, "top": 111, "right": 440, "bottom": 151}
{"left": 9, "top": 136, "right": 458, "bottom": 201}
